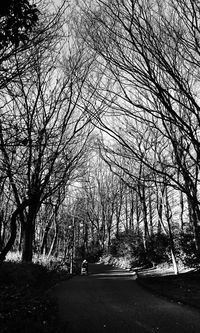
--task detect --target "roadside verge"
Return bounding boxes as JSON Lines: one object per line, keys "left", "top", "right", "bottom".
{"left": 136, "top": 268, "right": 200, "bottom": 310}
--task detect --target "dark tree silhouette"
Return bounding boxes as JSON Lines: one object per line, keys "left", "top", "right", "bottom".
{"left": 0, "top": 0, "right": 38, "bottom": 49}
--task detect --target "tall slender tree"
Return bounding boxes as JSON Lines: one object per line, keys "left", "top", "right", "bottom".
{"left": 0, "top": 2, "right": 95, "bottom": 263}
{"left": 75, "top": 0, "right": 200, "bottom": 255}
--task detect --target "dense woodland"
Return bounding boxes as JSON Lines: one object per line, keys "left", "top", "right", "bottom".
{"left": 0, "top": 0, "right": 200, "bottom": 275}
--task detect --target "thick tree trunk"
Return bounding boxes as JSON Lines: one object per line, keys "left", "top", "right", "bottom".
{"left": 189, "top": 199, "right": 200, "bottom": 255}
{"left": 0, "top": 200, "right": 29, "bottom": 264}
{"left": 22, "top": 224, "right": 33, "bottom": 262}
{"left": 0, "top": 210, "right": 3, "bottom": 251}
{"left": 183, "top": 176, "right": 200, "bottom": 255}
{"left": 22, "top": 201, "right": 39, "bottom": 263}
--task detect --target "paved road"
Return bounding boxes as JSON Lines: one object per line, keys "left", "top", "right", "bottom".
{"left": 51, "top": 263, "right": 200, "bottom": 333}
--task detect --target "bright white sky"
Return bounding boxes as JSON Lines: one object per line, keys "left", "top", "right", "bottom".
{"left": 52, "top": 0, "right": 64, "bottom": 6}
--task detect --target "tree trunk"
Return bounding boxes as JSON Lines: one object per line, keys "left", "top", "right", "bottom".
{"left": 84, "top": 223, "right": 88, "bottom": 255}
{"left": 157, "top": 201, "right": 162, "bottom": 234}
{"left": 100, "top": 218, "right": 106, "bottom": 251}
{"left": 135, "top": 192, "right": 140, "bottom": 235}
{"left": 22, "top": 224, "right": 33, "bottom": 262}
{"left": 115, "top": 195, "right": 123, "bottom": 238}
{"left": 138, "top": 184, "right": 149, "bottom": 251}
{"left": 125, "top": 195, "right": 129, "bottom": 230}
{"left": 189, "top": 198, "right": 200, "bottom": 255}
{"left": 0, "top": 200, "right": 29, "bottom": 264}
{"left": 171, "top": 249, "right": 179, "bottom": 275}
{"left": 148, "top": 188, "right": 153, "bottom": 236}
{"left": 22, "top": 201, "right": 39, "bottom": 263}
{"left": 180, "top": 190, "right": 184, "bottom": 231}
{"left": 129, "top": 190, "right": 134, "bottom": 230}
{"left": 0, "top": 210, "right": 3, "bottom": 251}
{"left": 107, "top": 226, "right": 111, "bottom": 252}
{"left": 165, "top": 187, "right": 179, "bottom": 275}
{"left": 41, "top": 219, "right": 53, "bottom": 255}
{"left": 17, "top": 222, "right": 23, "bottom": 252}
{"left": 115, "top": 213, "right": 120, "bottom": 239}
{"left": 183, "top": 176, "right": 200, "bottom": 255}
{"left": 47, "top": 219, "right": 59, "bottom": 258}
{"left": 155, "top": 183, "right": 165, "bottom": 234}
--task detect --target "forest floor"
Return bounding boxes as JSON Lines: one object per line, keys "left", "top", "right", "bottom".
{"left": 0, "top": 258, "right": 200, "bottom": 333}
{"left": 0, "top": 259, "right": 70, "bottom": 333}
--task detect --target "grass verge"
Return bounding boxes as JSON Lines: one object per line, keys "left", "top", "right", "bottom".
{"left": 137, "top": 268, "right": 200, "bottom": 310}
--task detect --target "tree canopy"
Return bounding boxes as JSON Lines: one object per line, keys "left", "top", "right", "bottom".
{"left": 0, "top": 0, "right": 39, "bottom": 49}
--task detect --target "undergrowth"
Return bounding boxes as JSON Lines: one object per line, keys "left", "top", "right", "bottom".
{"left": 0, "top": 254, "right": 69, "bottom": 333}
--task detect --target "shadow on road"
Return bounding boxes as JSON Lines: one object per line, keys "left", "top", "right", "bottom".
{"left": 87, "top": 263, "right": 137, "bottom": 280}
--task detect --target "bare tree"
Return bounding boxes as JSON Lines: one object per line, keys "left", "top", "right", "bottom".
{"left": 0, "top": 3, "right": 95, "bottom": 263}
{"left": 75, "top": 0, "right": 200, "bottom": 255}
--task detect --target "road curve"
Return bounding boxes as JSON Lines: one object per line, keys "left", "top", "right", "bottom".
{"left": 51, "top": 263, "right": 200, "bottom": 333}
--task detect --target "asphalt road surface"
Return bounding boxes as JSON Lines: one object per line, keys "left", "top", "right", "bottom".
{"left": 51, "top": 263, "right": 200, "bottom": 333}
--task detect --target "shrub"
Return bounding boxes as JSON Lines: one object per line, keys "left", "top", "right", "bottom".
{"left": 109, "top": 231, "right": 171, "bottom": 267}
{"left": 85, "top": 241, "right": 104, "bottom": 262}
{"left": 178, "top": 232, "right": 200, "bottom": 267}
{"left": 146, "top": 233, "right": 171, "bottom": 265}
{"left": 110, "top": 230, "right": 146, "bottom": 266}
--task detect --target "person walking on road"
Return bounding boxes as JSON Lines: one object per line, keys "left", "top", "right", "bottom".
{"left": 81, "top": 259, "right": 88, "bottom": 275}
